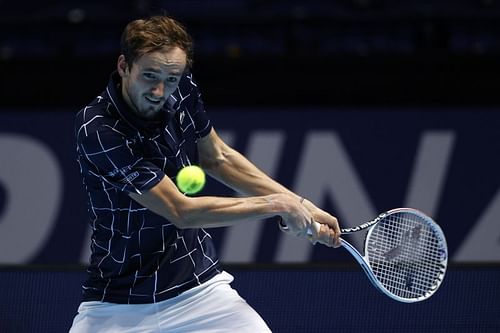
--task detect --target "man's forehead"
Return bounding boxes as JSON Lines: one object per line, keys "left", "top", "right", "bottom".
{"left": 137, "top": 47, "right": 186, "bottom": 70}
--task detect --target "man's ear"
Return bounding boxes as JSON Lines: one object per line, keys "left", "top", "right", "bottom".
{"left": 117, "top": 55, "right": 129, "bottom": 77}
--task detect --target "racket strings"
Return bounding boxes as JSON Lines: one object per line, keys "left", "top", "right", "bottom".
{"left": 374, "top": 221, "right": 443, "bottom": 298}
{"left": 372, "top": 220, "right": 443, "bottom": 298}
{"left": 366, "top": 212, "right": 446, "bottom": 299}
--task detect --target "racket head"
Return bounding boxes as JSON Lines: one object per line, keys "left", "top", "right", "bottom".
{"left": 363, "top": 208, "right": 448, "bottom": 303}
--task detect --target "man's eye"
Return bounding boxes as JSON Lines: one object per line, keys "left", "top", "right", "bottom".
{"left": 143, "top": 73, "right": 157, "bottom": 80}
{"left": 167, "top": 77, "right": 178, "bottom": 83}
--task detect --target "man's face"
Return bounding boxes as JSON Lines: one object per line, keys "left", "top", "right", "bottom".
{"left": 117, "top": 46, "right": 187, "bottom": 119}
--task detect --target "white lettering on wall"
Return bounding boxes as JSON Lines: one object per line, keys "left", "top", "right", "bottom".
{"left": 405, "top": 131, "right": 455, "bottom": 216}
{"left": 0, "top": 135, "right": 62, "bottom": 263}
{"left": 275, "top": 131, "right": 377, "bottom": 262}
{"left": 454, "top": 189, "right": 500, "bottom": 261}
{"left": 220, "top": 131, "right": 285, "bottom": 263}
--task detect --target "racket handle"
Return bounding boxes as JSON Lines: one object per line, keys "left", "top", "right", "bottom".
{"left": 306, "top": 221, "right": 321, "bottom": 243}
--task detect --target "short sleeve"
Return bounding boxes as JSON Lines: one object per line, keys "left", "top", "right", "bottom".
{"left": 78, "top": 128, "right": 164, "bottom": 194}
{"left": 182, "top": 74, "right": 212, "bottom": 139}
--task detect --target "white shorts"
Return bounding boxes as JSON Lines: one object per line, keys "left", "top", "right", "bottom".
{"left": 69, "top": 271, "right": 271, "bottom": 332}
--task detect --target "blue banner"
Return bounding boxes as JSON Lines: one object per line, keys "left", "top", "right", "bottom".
{"left": 2, "top": 267, "right": 499, "bottom": 332}
{"left": 0, "top": 108, "right": 499, "bottom": 264}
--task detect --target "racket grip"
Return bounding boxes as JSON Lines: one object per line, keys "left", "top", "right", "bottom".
{"left": 306, "top": 221, "right": 322, "bottom": 243}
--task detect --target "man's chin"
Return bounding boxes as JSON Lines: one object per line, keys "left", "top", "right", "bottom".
{"left": 135, "top": 106, "right": 163, "bottom": 119}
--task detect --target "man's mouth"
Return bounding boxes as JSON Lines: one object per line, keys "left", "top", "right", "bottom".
{"left": 145, "top": 96, "right": 163, "bottom": 105}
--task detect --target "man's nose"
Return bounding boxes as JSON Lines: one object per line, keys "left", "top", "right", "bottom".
{"left": 152, "top": 82, "right": 165, "bottom": 98}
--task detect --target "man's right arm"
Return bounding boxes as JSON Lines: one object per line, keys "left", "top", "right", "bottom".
{"left": 129, "top": 175, "right": 313, "bottom": 234}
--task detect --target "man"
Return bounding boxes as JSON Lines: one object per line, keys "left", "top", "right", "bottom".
{"left": 70, "top": 15, "right": 340, "bottom": 332}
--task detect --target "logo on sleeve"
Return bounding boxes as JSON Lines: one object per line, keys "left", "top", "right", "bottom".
{"left": 119, "top": 171, "right": 140, "bottom": 184}
{"left": 107, "top": 165, "right": 139, "bottom": 183}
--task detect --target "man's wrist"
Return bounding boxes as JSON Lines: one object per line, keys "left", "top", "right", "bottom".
{"left": 278, "top": 197, "right": 305, "bottom": 231}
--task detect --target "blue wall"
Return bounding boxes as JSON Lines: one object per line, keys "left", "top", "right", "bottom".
{"left": 0, "top": 266, "right": 498, "bottom": 332}
{"left": 0, "top": 108, "right": 499, "bottom": 265}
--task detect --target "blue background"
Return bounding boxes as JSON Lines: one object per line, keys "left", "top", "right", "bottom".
{"left": 0, "top": 266, "right": 498, "bottom": 332}
{"left": 0, "top": 108, "right": 498, "bottom": 264}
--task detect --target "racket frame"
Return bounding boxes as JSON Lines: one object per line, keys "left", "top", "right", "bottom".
{"left": 310, "top": 208, "right": 448, "bottom": 303}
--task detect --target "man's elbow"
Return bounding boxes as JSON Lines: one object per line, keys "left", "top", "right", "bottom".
{"left": 130, "top": 191, "right": 193, "bottom": 229}
{"left": 165, "top": 201, "right": 199, "bottom": 229}
{"left": 200, "top": 154, "right": 225, "bottom": 174}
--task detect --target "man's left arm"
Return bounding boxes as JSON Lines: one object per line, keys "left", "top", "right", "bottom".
{"left": 197, "top": 128, "right": 341, "bottom": 247}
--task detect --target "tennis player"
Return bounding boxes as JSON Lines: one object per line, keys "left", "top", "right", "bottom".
{"left": 70, "top": 15, "right": 340, "bottom": 332}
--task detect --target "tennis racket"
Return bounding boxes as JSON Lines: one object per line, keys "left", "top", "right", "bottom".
{"left": 308, "top": 208, "right": 448, "bottom": 303}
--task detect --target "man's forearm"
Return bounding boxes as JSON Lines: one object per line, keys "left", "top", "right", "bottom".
{"left": 180, "top": 194, "right": 288, "bottom": 228}
{"left": 130, "top": 176, "right": 296, "bottom": 229}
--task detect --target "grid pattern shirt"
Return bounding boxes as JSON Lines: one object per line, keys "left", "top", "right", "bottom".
{"left": 75, "top": 71, "right": 221, "bottom": 304}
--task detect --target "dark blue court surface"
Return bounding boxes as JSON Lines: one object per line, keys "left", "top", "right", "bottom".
{"left": 0, "top": 265, "right": 498, "bottom": 332}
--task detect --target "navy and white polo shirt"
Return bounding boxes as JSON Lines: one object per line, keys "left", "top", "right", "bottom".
{"left": 75, "top": 71, "right": 221, "bottom": 304}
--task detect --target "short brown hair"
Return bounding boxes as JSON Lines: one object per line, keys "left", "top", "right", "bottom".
{"left": 120, "top": 15, "right": 193, "bottom": 68}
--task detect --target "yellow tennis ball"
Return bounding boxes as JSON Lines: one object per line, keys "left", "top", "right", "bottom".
{"left": 176, "top": 165, "right": 206, "bottom": 194}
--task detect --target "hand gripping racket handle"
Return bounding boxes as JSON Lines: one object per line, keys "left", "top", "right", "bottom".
{"left": 306, "top": 221, "right": 330, "bottom": 245}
